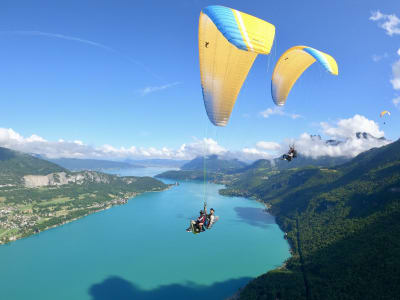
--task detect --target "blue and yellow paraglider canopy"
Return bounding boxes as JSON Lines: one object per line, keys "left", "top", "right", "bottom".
{"left": 199, "top": 5, "right": 275, "bottom": 127}
{"left": 271, "top": 46, "right": 339, "bottom": 106}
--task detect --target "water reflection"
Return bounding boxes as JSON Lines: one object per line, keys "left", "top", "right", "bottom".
{"left": 234, "top": 207, "right": 275, "bottom": 229}
{"left": 89, "top": 276, "right": 252, "bottom": 300}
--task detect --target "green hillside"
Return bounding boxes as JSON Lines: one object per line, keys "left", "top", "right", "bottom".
{"left": 274, "top": 154, "right": 349, "bottom": 170}
{"left": 239, "top": 155, "right": 349, "bottom": 174}
{"left": 0, "top": 148, "right": 67, "bottom": 184}
{"left": 220, "top": 140, "right": 400, "bottom": 300}
{"left": 0, "top": 147, "right": 169, "bottom": 244}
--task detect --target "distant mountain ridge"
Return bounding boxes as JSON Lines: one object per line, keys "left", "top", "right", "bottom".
{"left": 311, "top": 131, "right": 386, "bottom": 145}
{"left": 42, "top": 157, "right": 143, "bottom": 171}
{"left": 125, "top": 158, "right": 188, "bottom": 168}
{"left": 181, "top": 155, "right": 247, "bottom": 172}
{"left": 157, "top": 153, "right": 351, "bottom": 181}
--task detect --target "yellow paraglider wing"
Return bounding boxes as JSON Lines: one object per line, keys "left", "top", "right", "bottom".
{"left": 199, "top": 5, "right": 275, "bottom": 126}
{"left": 271, "top": 46, "right": 338, "bottom": 106}
{"left": 380, "top": 110, "right": 391, "bottom": 117}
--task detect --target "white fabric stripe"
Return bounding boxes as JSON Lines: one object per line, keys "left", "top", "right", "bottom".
{"left": 234, "top": 10, "right": 254, "bottom": 51}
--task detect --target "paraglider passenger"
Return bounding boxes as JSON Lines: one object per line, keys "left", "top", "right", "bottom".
{"left": 186, "top": 211, "right": 206, "bottom": 232}
{"left": 205, "top": 207, "right": 216, "bottom": 229}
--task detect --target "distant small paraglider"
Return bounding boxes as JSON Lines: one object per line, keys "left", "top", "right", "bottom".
{"left": 380, "top": 110, "right": 390, "bottom": 124}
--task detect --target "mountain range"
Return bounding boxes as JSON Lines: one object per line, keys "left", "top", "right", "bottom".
{"left": 43, "top": 157, "right": 143, "bottom": 171}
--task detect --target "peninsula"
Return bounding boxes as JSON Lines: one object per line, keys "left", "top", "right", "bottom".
{"left": 0, "top": 147, "right": 169, "bottom": 244}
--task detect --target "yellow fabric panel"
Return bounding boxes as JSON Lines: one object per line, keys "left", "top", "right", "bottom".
{"left": 271, "top": 46, "right": 316, "bottom": 106}
{"left": 199, "top": 12, "right": 257, "bottom": 126}
{"left": 322, "top": 52, "right": 339, "bottom": 75}
{"left": 235, "top": 10, "right": 275, "bottom": 54}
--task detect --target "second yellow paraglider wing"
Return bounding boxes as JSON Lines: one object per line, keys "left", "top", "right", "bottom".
{"left": 271, "top": 46, "right": 338, "bottom": 106}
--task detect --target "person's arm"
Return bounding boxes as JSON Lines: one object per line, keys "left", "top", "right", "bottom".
{"left": 200, "top": 215, "right": 206, "bottom": 224}
{"left": 208, "top": 215, "right": 214, "bottom": 228}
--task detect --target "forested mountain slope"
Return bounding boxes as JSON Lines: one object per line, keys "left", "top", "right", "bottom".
{"left": 220, "top": 140, "right": 400, "bottom": 300}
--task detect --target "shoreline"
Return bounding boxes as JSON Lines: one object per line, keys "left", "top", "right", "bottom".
{"left": 215, "top": 187, "right": 291, "bottom": 300}
{"left": 2, "top": 176, "right": 289, "bottom": 300}
{"left": 0, "top": 186, "right": 171, "bottom": 246}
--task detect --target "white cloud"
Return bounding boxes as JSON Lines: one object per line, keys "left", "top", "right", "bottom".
{"left": 0, "top": 128, "right": 284, "bottom": 162}
{"left": 245, "top": 114, "right": 390, "bottom": 160}
{"left": 320, "top": 114, "right": 384, "bottom": 139}
{"left": 0, "top": 114, "right": 391, "bottom": 162}
{"left": 397, "top": 49, "right": 400, "bottom": 56}
{"left": 370, "top": 10, "right": 384, "bottom": 21}
{"left": 232, "top": 148, "right": 274, "bottom": 161}
{"left": 139, "top": 82, "right": 181, "bottom": 96}
{"left": 0, "top": 128, "right": 228, "bottom": 160}
{"left": 391, "top": 60, "right": 400, "bottom": 90}
{"left": 290, "top": 115, "right": 390, "bottom": 158}
{"left": 260, "top": 107, "right": 282, "bottom": 118}
{"left": 372, "top": 53, "right": 388, "bottom": 62}
{"left": 221, "top": 141, "right": 282, "bottom": 162}
{"left": 393, "top": 96, "right": 400, "bottom": 107}
{"left": 26, "top": 134, "right": 47, "bottom": 143}
{"left": 292, "top": 131, "right": 389, "bottom": 159}
{"left": 176, "top": 138, "right": 227, "bottom": 159}
{"left": 73, "top": 140, "right": 84, "bottom": 145}
{"left": 260, "top": 107, "right": 302, "bottom": 119}
{"left": 370, "top": 10, "right": 400, "bottom": 36}
{"left": 256, "top": 141, "right": 281, "bottom": 151}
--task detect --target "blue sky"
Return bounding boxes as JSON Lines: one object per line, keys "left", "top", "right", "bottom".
{"left": 0, "top": 0, "right": 399, "bottom": 160}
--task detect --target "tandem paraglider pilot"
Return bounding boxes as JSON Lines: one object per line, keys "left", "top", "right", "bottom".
{"left": 186, "top": 203, "right": 218, "bottom": 233}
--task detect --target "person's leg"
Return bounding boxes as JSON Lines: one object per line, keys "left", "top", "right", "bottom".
{"left": 195, "top": 221, "right": 202, "bottom": 233}
{"left": 186, "top": 220, "right": 195, "bottom": 231}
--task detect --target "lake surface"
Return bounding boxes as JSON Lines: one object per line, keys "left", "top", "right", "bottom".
{"left": 0, "top": 167, "right": 290, "bottom": 300}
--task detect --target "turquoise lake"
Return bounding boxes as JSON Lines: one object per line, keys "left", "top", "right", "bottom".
{"left": 0, "top": 167, "right": 290, "bottom": 300}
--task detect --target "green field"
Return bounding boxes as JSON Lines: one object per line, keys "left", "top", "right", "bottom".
{"left": 35, "top": 197, "right": 72, "bottom": 206}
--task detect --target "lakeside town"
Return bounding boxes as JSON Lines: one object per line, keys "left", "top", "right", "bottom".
{"left": 0, "top": 194, "right": 135, "bottom": 244}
